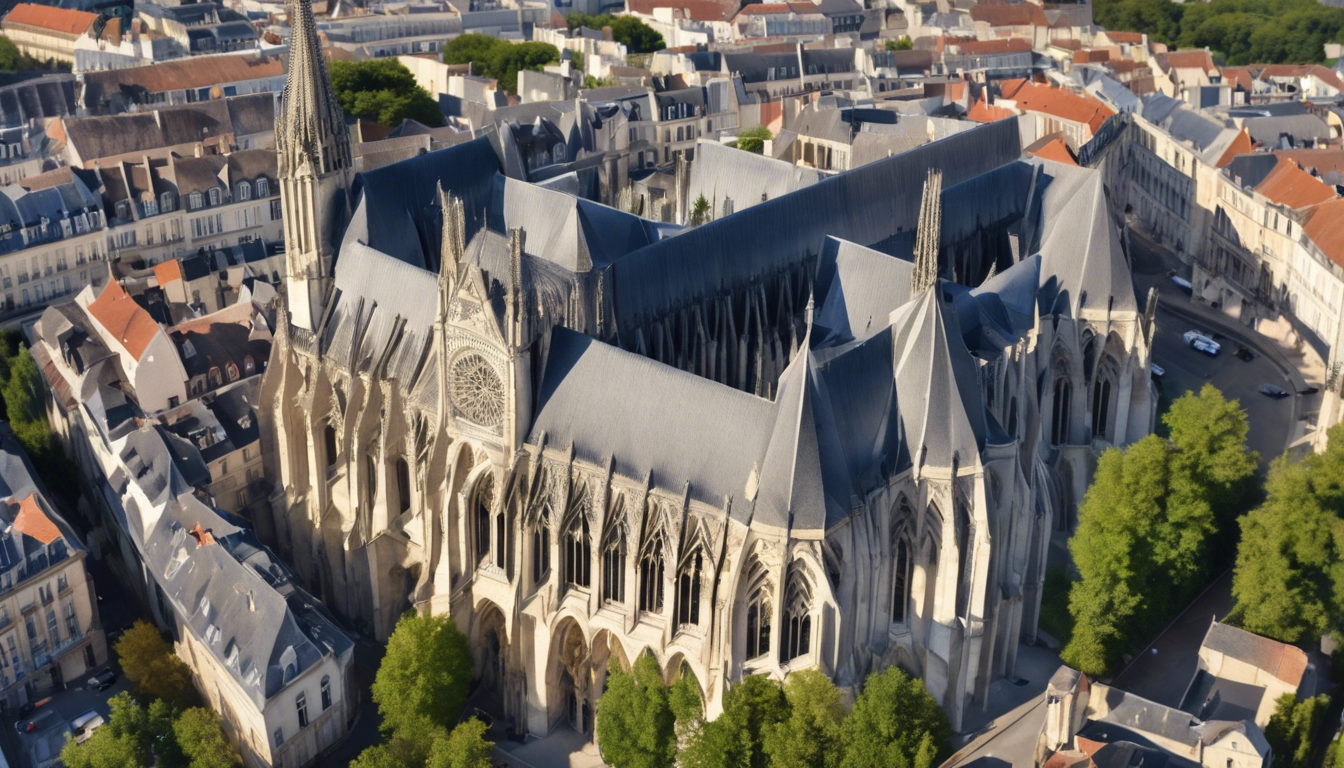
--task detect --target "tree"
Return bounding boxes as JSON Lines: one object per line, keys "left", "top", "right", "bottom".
{"left": 351, "top": 729, "right": 439, "bottom": 768}
{"left": 564, "top": 14, "right": 665, "bottom": 53}
{"left": 114, "top": 620, "right": 199, "bottom": 708}
{"left": 762, "top": 670, "right": 845, "bottom": 768}
{"left": 3, "top": 343, "right": 42, "bottom": 426}
{"left": 884, "top": 37, "right": 913, "bottom": 51}
{"left": 60, "top": 693, "right": 183, "bottom": 768}
{"left": 427, "top": 718, "right": 494, "bottom": 768}
{"left": 330, "top": 59, "right": 445, "bottom": 128}
{"left": 690, "top": 194, "right": 712, "bottom": 226}
{"left": 1232, "top": 423, "right": 1344, "bottom": 644}
{"left": 840, "top": 666, "right": 950, "bottom": 768}
{"left": 1265, "top": 693, "right": 1331, "bottom": 768}
{"left": 1093, "top": 0, "right": 1344, "bottom": 64}
{"left": 1162, "top": 383, "right": 1259, "bottom": 537}
{"left": 442, "top": 35, "right": 561, "bottom": 94}
{"left": 371, "top": 612, "right": 474, "bottom": 736}
{"left": 174, "top": 707, "right": 241, "bottom": 768}
{"left": 681, "top": 675, "right": 789, "bottom": 768}
{"left": 734, "top": 126, "right": 772, "bottom": 154}
{"left": 596, "top": 653, "right": 676, "bottom": 768}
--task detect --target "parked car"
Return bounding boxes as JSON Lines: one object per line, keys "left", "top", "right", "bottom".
{"left": 1191, "top": 338, "right": 1220, "bottom": 357}
{"left": 88, "top": 669, "right": 116, "bottom": 691}
{"left": 1235, "top": 346, "right": 1255, "bottom": 362}
{"left": 71, "top": 710, "right": 104, "bottom": 744}
{"left": 1259, "top": 383, "right": 1290, "bottom": 399}
{"left": 1151, "top": 363, "right": 1165, "bottom": 377}
{"left": 14, "top": 708, "right": 59, "bottom": 735}
{"left": 1171, "top": 275, "right": 1193, "bottom": 295}
{"left": 1183, "top": 330, "right": 1219, "bottom": 349}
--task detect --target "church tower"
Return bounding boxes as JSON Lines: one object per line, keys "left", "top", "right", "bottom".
{"left": 277, "top": 0, "right": 351, "bottom": 331}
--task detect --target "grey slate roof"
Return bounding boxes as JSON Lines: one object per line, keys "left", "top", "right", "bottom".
{"left": 685, "top": 140, "right": 828, "bottom": 217}
{"left": 1033, "top": 160, "right": 1136, "bottom": 316}
{"left": 1246, "top": 113, "right": 1332, "bottom": 147}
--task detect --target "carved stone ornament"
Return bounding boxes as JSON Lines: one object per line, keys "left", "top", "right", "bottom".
{"left": 449, "top": 352, "right": 505, "bottom": 428}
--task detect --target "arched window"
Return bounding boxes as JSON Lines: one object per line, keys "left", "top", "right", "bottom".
{"left": 1051, "top": 376, "right": 1071, "bottom": 445}
{"left": 257, "top": 178, "right": 269, "bottom": 197}
{"left": 320, "top": 676, "right": 332, "bottom": 710}
{"left": 563, "top": 513, "right": 590, "bottom": 589}
{"left": 143, "top": 197, "right": 158, "bottom": 217}
{"left": 189, "top": 191, "right": 203, "bottom": 210}
{"left": 296, "top": 692, "right": 308, "bottom": 728}
{"left": 395, "top": 457, "right": 411, "bottom": 513}
{"left": 208, "top": 188, "right": 221, "bottom": 206}
{"left": 602, "top": 522, "right": 625, "bottom": 604}
{"left": 473, "top": 475, "right": 494, "bottom": 564}
{"left": 323, "top": 423, "right": 337, "bottom": 470}
{"left": 675, "top": 547, "right": 703, "bottom": 626}
{"left": 891, "top": 536, "right": 911, "bottom": 624}
{"left": 780, "top": 564, "right": 812, "bottom": 663}
{"left": 364, "top": 454, "right": 378, "bottom": 508}
{"left": 745, "top": 558, "right": 771, "bottom": 659}
{"left": 638, "top": 530, "right": 665, "bottom": 614}
{"left": 532, "top": 507, "right": 551, "bottom": 585}
{"left": 495, "top": 507, "right": 506, "bottom": 571}
{"left": 1092, "top": 377, "right": 1113, "bottom": 440}
{"left": 236, "top": 181, "right": 251, "bottom": 201}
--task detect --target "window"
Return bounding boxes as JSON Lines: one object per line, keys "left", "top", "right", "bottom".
{"left": 532, "top": 507, "right": 551, "bottom": 584}
{"left": 296, "top": 692, "right": 308, "bottom": 728}
{"left": 45, "top": 609, "right": 58, "bottom": 644}
{"left": 208, "top": 188, "right": 221, "bottom": 206}
{"left": 891, "top": 536, "right": 911, "bottom": 624}
{"left": 365, "top": 454, "right": 378, "bottom": 508}
{"left": 161, "top": 192, "right": 174, "bottom": 212}
{"left": 745, "top": 558, "right": 771, "bottom": 659}
{"left": 189, "top": 191, "right": 203, "bottom": 210}
{"left": 1051, "top": 375, "right": 1071, "bottom": 445}
{"left": 473, "top": 475, "right": 494, "bottom": 565}
{"left": 257, "top": 178, "right": 269, "bottom": 197}
{"left": 779, "top": 564, "right": 812, "bottom": 663}
{"left": 321, "top": 676, "right": 332, "bottom": 710}
{"left": 324, "top": 423, "right": 337, "bottom": 470}
{"left": 675, "top": 548, "right": 703, "bottom": 626}
{"left": 236, "top": 181, "right": 251, "bottom": 201}
{"left": 562, "top": 512, "right": 590, "bottom": 589}
{"left": 395, "top": 458, "right": 411, "bottom": 513}
{"left": 271, "top": 199, "right": 282, "bottom": 220}
{"left": 115, "top": 201, "right": 131, "bottom": 220}
{"left": 1092, "top": 377, "right": 1112, "bottom": 440}
{"left": 601, "top": 521, "right": 625, "bottom": 604}
{"left": 209, "top": 367, "right": 222, "bottom": 387}
{"left": 638, "top": 530, "right": 665, "bottom": 614}
{"left": 168, "top": 396, "right": 180, "bottom": 408}
{"left": 274, "top": 728, "right": 284, "bottom": 747}
{"left": 143, "top": 197, "right": 158, "bottom": 217}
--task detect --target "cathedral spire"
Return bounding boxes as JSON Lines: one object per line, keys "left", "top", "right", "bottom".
{"left": 438, "top": 181, "right": 464, "bottom": 295}
{"left": 278, "top": 0, "right": 349, "bottom": 177}
{"left": 911, "top": 168, "right": 942, "bottom": 295}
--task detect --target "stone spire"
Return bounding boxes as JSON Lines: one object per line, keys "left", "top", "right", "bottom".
{"left": 277, "top": 0, "right": 349, "bottom": 178}
{"left": 438, "top": 181, "right": 465, "bottom": 294}
{"left": 507, "top": 228, "right": 525, "bottom": 346}
{"left": 911, "top": 168, "right": 943, "bottom": 295}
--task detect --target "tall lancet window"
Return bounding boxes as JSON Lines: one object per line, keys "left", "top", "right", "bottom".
{"left": 532, "top": 507, "right": 551, "bottom": 585}
{"left": 602, "top": 522, "right": 625, "bottom": 604}
{"left": 563, "top": 513, "right": 591, "bottom": 589}
{"left": 495, "top": 508, "right": 506, "bottom": 571}
{"left": 473, "top": 475, "right": 494, "bottom": 565}
{"left": 1092, "top": 377, "right": 1112, "bottom": 439}
{"left": 638, "top": 530, "right": 665, "bottom": 614}
{"left": 891, "top": 537, "right": 911, "bottom": 624}
{"left": 675, "top": 548, "right": 703, "bottom": 627}
{"left": 745, "top": 558, "right": 771, "bottom": 660}
{"left": 1051, "top": 376, "right": 1072, "bottom": 445}
{"left": 780, "top": 564, "right": 812, "bottom": 663}
{"left": 323, "top": 423, "right": 337, "bottom": 470}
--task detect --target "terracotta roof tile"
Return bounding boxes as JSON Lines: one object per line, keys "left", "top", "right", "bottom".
{"left": 83, "top": 54, "right": 286, "bottom": 101}
{"left": 1, "top": 3, "right": 97, "bottom": 36}
{"left": 11, "top": 493, "right": 61, "bottom": 545}
{"left": 626, "top": 0, "right": 738, "bottom": 22}
{"left": 1028, "top": 136, "right": 1078, "bottom": 165}
{"left": 1161, "top": 49, "right": 1218, "bottom": 74}
{"left": 738, "top": 2, "right": 818, "bottom": 14}
{"left": 153, "top": 259, "right": 183, "bottom": 285}
{"left": 87, "top": 279, "right": 161, "bottom": 361}
{"left": 967, "top": 98, "right": 1016, "bottom": 123}
{"left": 1306, "top": 198, "right": 1344, "bottom": 269}
{"left": 998, "top": 80, "right": 1115, "bottom": 133}
{"left": 1216, "top": 128, "right": 1252, "bottom": 168}
{"left": 1277, "top": 148, "right": 1344, "bottom": 177}
{"left": 1104, "top": 31, "right": 1144, "bottom": 44}
{"left": 1254, "top": 156, "right": 1337, "bottom": 210}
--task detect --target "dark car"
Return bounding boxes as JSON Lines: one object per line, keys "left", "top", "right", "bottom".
{"left": 1235, "top": 346, "right": 1255, "bottom": 362}
{"left": 1259, "top": 383, "right": 1290, "bottom": 399}
{"left": 88, "top": 669, "right": 116, "bottom": 691}
{"left": 14, "top": 707, "right": 59, "bottom": 735}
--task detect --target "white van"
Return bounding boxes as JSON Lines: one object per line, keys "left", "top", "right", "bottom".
{"left": 71, "top": 710, "right": 104, "bottom": 744}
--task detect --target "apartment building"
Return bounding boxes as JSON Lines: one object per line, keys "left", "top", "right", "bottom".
{"left": 0, "top": 4, "right": 98, "bottom": 65}
{"left": 0, "top": 435, "right": 106, "bottom": 711}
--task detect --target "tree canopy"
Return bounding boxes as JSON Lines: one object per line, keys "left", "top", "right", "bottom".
{"left": 115, "top": 620, "right": 200, "bottom": 708}
{"left": 330, "top": 59, "right": 445, "bottom": 128}
{"left": 0, "top": 35, "right": 64, "bottom": 72}
{"left": 564, "top": 14, "right": 665, "bottom": 53}
{"left": 1233, "top": 423, "right": 1344, "bottom": 644}
{"left": 734, "top": 126, "right": 773, "bottom": 154}
{"left": 596, "top": 653, "right": 678, "bottom": 768}
{"left": 762, "top": 670, "right": 845, "bottom": 768}
{"left": 839, "top": 666, "right": 949, "bottom": 768}
{"left": 371, "top": 612, "right": 474, "bottom": 735}
{"left": 442, "top": 35, "right": 561, "bottom": 94}
{"left": 1095, "top": 0, "right": 1344, "bottom": 64}
{"left": 681, "top": 675, "right": 789, "bottom": 768}
{"left": 61, "top": 693, "right": 238, "bottom": 768}
{"left": 1265, "top": 693, "right": 1331, "bottom": 768}
{"left": 884, "top": 37, "right": 913, "bottom": 51}
{"left": 1063, "top": 386, "right": 1254, "bottom": 676}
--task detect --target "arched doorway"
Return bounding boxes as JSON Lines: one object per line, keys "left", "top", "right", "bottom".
{"left": 547, "top": 619, "right": 591, "bottom": 735}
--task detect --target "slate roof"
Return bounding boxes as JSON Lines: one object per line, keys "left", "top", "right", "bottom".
{"left": 686, "top": 140, "right": 827, "bottom": 215}
{"left": 1245, "top": 114, "right": 1332, "bottom": 147}
{"left": 1034, "top": 159, "right": 1137, "bottom": 316}
{"left": 62, "top": 94, "right": 273, "bottom": 162}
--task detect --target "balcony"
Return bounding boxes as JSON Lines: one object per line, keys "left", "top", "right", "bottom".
{"left": 19, "top": 600, "right": 35, "bottom": 615}
{"left": 38, "top": 591, "right": 52, "bottom": 607}
{"left": 48, "top": 630, "right": 83, "bottom": 659}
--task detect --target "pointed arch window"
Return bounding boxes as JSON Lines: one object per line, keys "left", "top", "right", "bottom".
{"left": 891, "top": 536, "right": 911, "bottom": 624}
{"left": 473, "top": 475, "right": 494, "bottom": 565}
{"left": 323, "top": 422, "right": 337, "bottom": 470}
{"left": 601, "top": 521, "right": 625, "bottom": 604}
{"left": 780, "top": 564, "right": 812, "bottom": 663}
{"left": 638, "top": 529, "right": 665, "bottom": 614}
{"left": 563, "top": 512, "right": 591, "bottom": 589}
{"left": 495, "top": 505, "right": 507, "bottom": 571}
{"left": 1092, "top": 377, "right": 1113, "bottom": 440}
{"left": 394, "top": 457, "right": 411, "bottom": 514}
{"left": 532, "top": 507, "right": 551, "bottom": 585}
{"left": 745, "top": 558, "right": 771, "bottom": 660}
{"left": 1051, "top": 376, "right": 1071, "bottom": 445}
{"left": 675, "top": 547, "right": 703, "bottom": 627}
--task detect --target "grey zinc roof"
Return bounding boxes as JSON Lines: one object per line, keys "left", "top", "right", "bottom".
{"left": 1033, "top": 161, "right": 1137, "bottom": 317}
{"left": 530, "top": 327, "right": 776, "bottom": 508}
{"left": 685, "top": 140, "right": 828, "bottom": 217}
{"left": 1246, "top": 114, "right": 1332, "bottom": 147}
{"left": 813, "top": 236, "right": 912, "bottom": 347}
{"left": 814, "top": 328, "right": 907, "bottom": 494}
{"left": 1092, "top": 686, "right": 1201, "bottom": 748}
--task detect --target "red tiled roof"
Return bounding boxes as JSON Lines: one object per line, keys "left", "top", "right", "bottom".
{"left": 950, "top": 38, "right": 1032, "bottom": 55}
{"left": 1306, "top": 198, "right": 1344, "bottom": 270}
{"left": 998, "top": 79, "right": 1115, "bottom": 133}
{"left": 1050, "top": 39, "right": 1082, "bottom": 50}
{"left": 1216, "top": 128, "right": 1253, "bottom": 168}
{"left": 969, "top": 2, "right": 1047, "bottom": 27}
{"left": 1104, "top": 31, "right": 1144, "bottom": 44}
{"left": 626, "top": 0, "right": 738, "bottom": 22}
{"left": 1029, "top": 136, "right": 1078, "bottom": 165}
{"left": 83, "top": 54, "right": 287, "bottom": 99}
{"left": 738, "top": 2, "right": 817, "bottom": 14}
{"left": 1277, "top": 148, "right": 1344, "bottom": 178}
{"left": 1256, "top": 64, "right": 1344, "bottom": 94}
{"left": 1254, "top": 157, "right": 1337, "bottom": 211}
{"left": 1161, "top": 49, "right": 1218, "bottom": 74}
{"left": 1, "top": 3, "right": 97, "bottom": 36}
{"left": 86, "top": 279, "right": 161, "bottom": 361}
{"left": 153, "top": 259, "right": 183, "bottom": 285}
{"left": 11, "top": 493, "right": 61, "bottom": 545}
{"left": 1073, "top": 49, "right": 1110, "bottom": 63}
{"left": 967, "top": 98, "right": 1016, "bottom": 123}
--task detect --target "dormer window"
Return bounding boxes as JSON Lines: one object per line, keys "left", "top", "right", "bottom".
{"left": 115, "top": 201, "right": 131, "bottom": 220}
{"left": 236, "top": 181, "right": 251, "bottom": 201}
{"left": 199, "top": 596, "right": 211, "bottom": 618}
{"left": 209, "top": 367, "right": 222, "bottom": 387}
{"left": 208, "top": 188, "right": 221, "bottom": 206}
{"left": 243, "top": 355, "right": 255, "bottom": 375}
{"left": 257, "top": 178, "right": 269, "bottom": 197}
{"left": 143, "top": 197, "right": 158, "bottom": 217}
{"left": 189, "top": 191, "right": 203, "bottom": 210}
{"left": 160, "top": 192, "right": 174, "bottom": 212}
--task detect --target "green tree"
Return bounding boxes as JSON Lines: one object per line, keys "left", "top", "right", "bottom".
{"left": 840, "top": 666, "right": 950, "bottom": 768}
{"left": 371, "top": 612, "right": 474, "bottom": 736}
{"left": 734, "top": 126, "right": 772, "bottom": 154}
{"left": 351, "top": 729, "right": 439, "bottom": 768}
{"left": 330, "top": 59, "right": 445, "bottom": 128}
{"left": 690, "top": 194, "right": 712, "bottom": 226}
{"left": 884, "top": 37, "right": 913, "bottom": 51}
{"left": 1265, "top": 693, "right": 1331, "bottom": 768}
{"left": 564, "top": 14, "right": 665, "bottom": 53}
{"left": 681, "top": 675, "right": 789, "bottom": 768}
{"left": 427, "top": 718, "right": 494, "bottom": 768}
{"left": 1094, "top": 0, "right": 1344, "bottom": 64}
{"left": 3, "top": 343, "right": 43, "bottom": 426}
{"left": 60, "top": 693, "right": 180, "bottom": 768}
{"left": 1162, "top": 383, "right": 1259, "bottom": 536}
{"left": 1232, "top": 423, "right": 1344, "bottom": 644}
{"left": 174, "top": 707, "right": 241, "bottom": 768}
{"left": 596, "top": 654, "right": 676, "bottom": 768}
{"left": 442, "top": 34, "right": 560, "bottom": 94}
{"left": 762, "top": 670, "right": 844, "bottom": 768}
{"left": 114, "top": 620, "right": 199, "bottom": 708}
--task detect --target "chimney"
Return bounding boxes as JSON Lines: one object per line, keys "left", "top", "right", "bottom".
{"left": 194, "top": 142, "right": 204, "bottom": 158}
{"left": 188, "top": 522, "right": 215, "bottom": 546}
